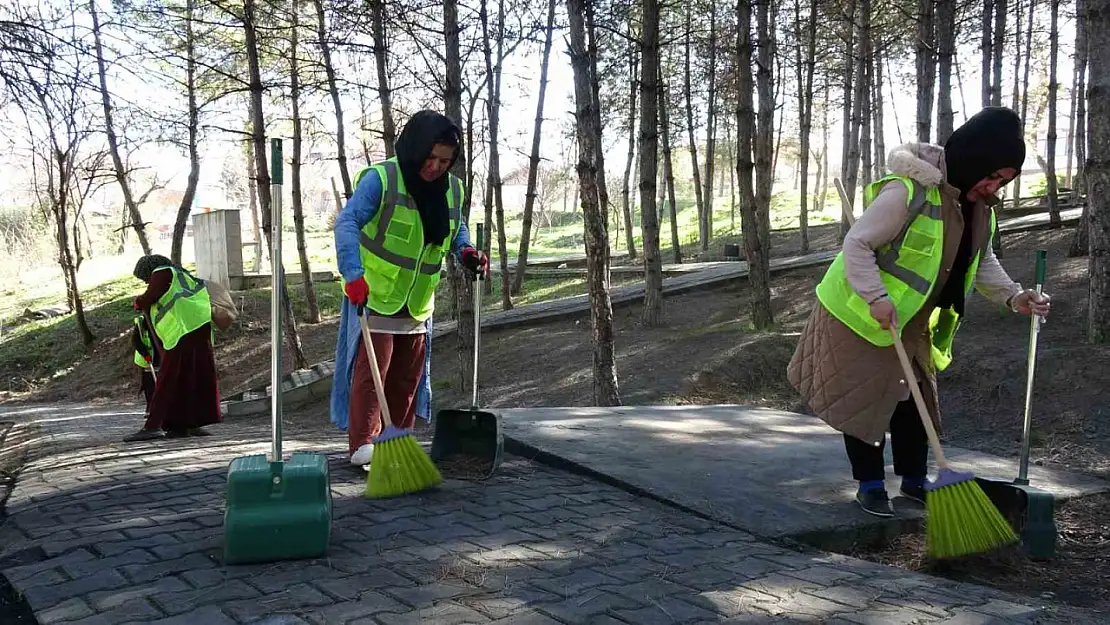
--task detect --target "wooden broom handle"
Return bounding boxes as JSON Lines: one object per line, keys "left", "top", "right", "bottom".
{"left": 888, "top": 326, "right": 949, "bottom": 469}
{"left": 358, "top": 311, "right": 394, "bottom": 428}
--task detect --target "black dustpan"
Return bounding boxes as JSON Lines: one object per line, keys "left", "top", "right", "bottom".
{"left": 431, "top": 225, "right": 503, "bottom": 478}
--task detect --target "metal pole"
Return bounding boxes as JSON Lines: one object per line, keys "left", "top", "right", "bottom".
{"left": 270, "top": 138, "right": 284, "bottom": 463}
{"left": 1016, "top": 249, "right": 1047, "bottom": 485}
{"left": 471, "top": 223, "right": 483, "bottom": 408}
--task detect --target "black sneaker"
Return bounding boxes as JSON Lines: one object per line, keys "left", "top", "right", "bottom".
{"left": 899, "top": 483, "right": 926, "bottom": 505}
{"left": 856, "top": 488, "right": 894, "bottom": 518}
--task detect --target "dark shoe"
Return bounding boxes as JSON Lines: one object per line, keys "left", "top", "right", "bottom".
{"left": 856, "top": 488, "right": 894, "bottom": 518}
{"left": 123, "top": 429, "right": 164, "bottom": 442}
{"left": 899, "top": 483, "right": 926, "bottom": 505}
{"left": 164, "top": 429, "right": 189, "bottom": 439}
{"left": 188, "top": 428, "right": 212, "bottom": 437}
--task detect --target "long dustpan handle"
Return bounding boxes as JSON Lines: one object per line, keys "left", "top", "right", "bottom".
{"left": 888, "top": 325, "right": 950, "bottom": 470}
{"left": 358, "top": 306, "right": 394, "bottom": 429}
{"left": 1017, "top": 249, "right": 1047, "bottom": 484}
{"left": 471, "top": 223, "right": 484, "bottom": 409}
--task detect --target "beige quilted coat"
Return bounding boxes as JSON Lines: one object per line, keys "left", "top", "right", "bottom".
{"left": 787, "top": 143, "right": 1021, "bottom": 446}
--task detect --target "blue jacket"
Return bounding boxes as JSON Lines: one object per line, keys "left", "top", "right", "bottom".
{"left": 329, "top": 168, "right": 471, "bottom": 430}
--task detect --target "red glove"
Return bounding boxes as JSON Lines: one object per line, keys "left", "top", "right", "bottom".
{"left": 344, "top": 276, "right": 369, "bottom": 306}
{"left": 461, "top": 247, "right": 489, "bottom": 278}
{"left": 133, "top": 299, "right": 142, "bottom": 311}
{"left": 142, "top": 354, "right": 153, "bottom": 364}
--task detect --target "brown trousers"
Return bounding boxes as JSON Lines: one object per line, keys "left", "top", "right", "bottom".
{"left": 348, "top": 332, "right": 426, "bottom": 456}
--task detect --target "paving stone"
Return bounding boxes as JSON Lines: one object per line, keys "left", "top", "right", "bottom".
{"left": 150, "top": 578, "right": 260, "bottom": 615}
{"left": 244, "top": 564, "right": 346, "bottom": 594}
{"left": 697, "top": 587, "right": 784, "bottom": 618}
{"left": 531, "top": 568, "right": 622, "bottom": 598}
{"left": 838, "top": 603, "right": 944, "bottom": 625}
{"left": 94, "top": 533, "right": 179, "bottom": 557}
{"left": 6, "top": 568, "right": 66, "bottom": 593}
{"left": 781, "top": 565, "right": 865, "bottom": 586}
{"left": 129, "top": 604, "right": 237, "bottom": 624}
{"left": 386, "top": 581, "right": 477, "bottom": 609}
{"left": 4, "top": 548, "right": 95, "bottom": 583}
{"left": 312, "top": 570, "right": 415, "bottom": 601}
{"left": 23, "top": 568, "right": 130, "bottom": 611}
{"left": 969, "top": 598, "right": 1048, "bottom": 619}
{"left": 487, "top": 612, "right": 563, "bottom": 625}
{"left": 719, "top": 556, "right": 783, "bottom": 580}
{"left": 87, "top": 575, "right": 191, "bottom": 610}
{"left": 37, "top": 597, "right": 93, "bottom": 625}
{"left": 121, "top": 552, "right": 215, "bottom": 583}
{"left": 65, "top": 598, "right": 165, "bottom": 625}
{"left": 534, "top": 591, "right": 639, "bottom": 622}
{"left": 43, "top": 531, "right": 128, "bottom": 557}
{"left": 373, "top": 601, "right": 490, "bottom": 624}
{"left": 741, "top": 572, "right": 825, "bottom": 600}
{"left": 123, "top": 520, "right": 201, "bottom": 540}
{"left": 222, "top": 583, "right": 333, "bottom": 622}
{"left": 807, "top": 585, "right": 886, "bottom": 610}
{"left": 305, "top": 591, "right": 418, "bottom": 624}
{"left": 456, "top": 587, "right": 559, "bottom": 620}
{"left": 614, "top": 594, "right": 722, "bottom": 625}
{"left": 249, "top": 616, "right": 312, "bottom": 625}
{"left": 63, "top": 548, "right": 154, "bottom": 578}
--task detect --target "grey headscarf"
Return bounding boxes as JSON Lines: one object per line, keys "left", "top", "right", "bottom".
{"left": 133, "top": 254, "right": 174, "bottom": 282}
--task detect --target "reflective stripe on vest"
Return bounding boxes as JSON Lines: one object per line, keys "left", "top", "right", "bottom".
{"left": 355, "top": 159, "right": 464, "bottom": 321}
{"left": 133, "top": 316, "right": 153, "bottom": 368}
{"left": 150, "top": 266, "right": 212, "bottom": 350}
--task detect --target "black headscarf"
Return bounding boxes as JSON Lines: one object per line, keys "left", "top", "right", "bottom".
{"left": 394, "top": 110, "right": 462, "bottom": 245}
{"left": 938, "top": 106, "right": 1026, "bottom": 315}
{"left": 133, "top": 254, "right": 174, "bottom": 282}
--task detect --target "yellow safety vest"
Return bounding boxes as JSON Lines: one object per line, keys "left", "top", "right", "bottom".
{"left": 149, "top": 266, "right": 212, "bottom": 351}
{"left": 355, "top": 159, "right": 464, "bottom": 321}
{"left": 815, "top": 175, "right": 996, "bottom": 371}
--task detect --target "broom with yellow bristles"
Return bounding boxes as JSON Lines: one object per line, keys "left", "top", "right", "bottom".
{"left": 357, "top": 306, "right": 442, "bottom": 498}
{"left": 834, "top": 176, "right": 1014, "bottom": 557}
{"left": 888, "top": 325, "right": 1016, "bottom": 558}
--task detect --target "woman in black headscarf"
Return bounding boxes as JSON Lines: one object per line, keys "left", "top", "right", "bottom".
{"left": 126, "top": 254, "right": 221, "bottom": 442}
{"left": 330, "top": 110, "right": 488, "bottom": 468}
{"left": 789, "top": 107, "right": 1052, "bottom": 518}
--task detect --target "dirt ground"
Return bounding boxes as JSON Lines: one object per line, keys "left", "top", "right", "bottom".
{"left": 6, "top": 220, "right": 1106, "bottom": 610}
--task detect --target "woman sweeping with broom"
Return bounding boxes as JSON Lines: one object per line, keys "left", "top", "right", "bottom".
{"left": 788, "top": 107, "right": 1051, "bottom": 554}
{"left": 330, "top": 110, "right": 488, "bottom": 478}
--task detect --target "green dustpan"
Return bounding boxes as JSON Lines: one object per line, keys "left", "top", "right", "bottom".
{"left": 224, "top": 139, "right": 332, "bottom": 564}
{"left": 431, "top": 224, "right": 503, "bottom": 478}
{"left": 978, "top": 250, "right": 1057, "bottom": 559}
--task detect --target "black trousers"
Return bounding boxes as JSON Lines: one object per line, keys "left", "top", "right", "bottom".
{"left": 140, "top": 370, "right": 156, "bottom": 413}
{"left": 844, "top": 396, "right": 928, "bottom": 482}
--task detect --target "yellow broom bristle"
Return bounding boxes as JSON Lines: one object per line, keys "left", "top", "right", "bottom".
{"left": 926, "top": 479, "right": 1017, "bottom": 559}
{"left": 365, "top": 433, "right": 442, "bottom": 499}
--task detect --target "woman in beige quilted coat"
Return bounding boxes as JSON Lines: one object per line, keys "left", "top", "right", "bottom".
{"left": 787, "top": 107, "right": 1052, "bottom": 518}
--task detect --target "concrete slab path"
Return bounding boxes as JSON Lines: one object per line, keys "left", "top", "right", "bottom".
{"left": 0, "top": 402, "right": 1101, "bottom": 624}
{"left": 501, "top": 405, "right": 1110, "bottom": 541}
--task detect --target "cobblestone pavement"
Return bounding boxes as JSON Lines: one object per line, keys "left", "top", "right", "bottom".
{"left": 0, "top": 404, "right": 1100, "bottom": 624}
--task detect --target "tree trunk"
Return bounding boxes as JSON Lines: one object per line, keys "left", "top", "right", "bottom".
{"left": 289, "top": 0, "right": 319, "bottom": 323}
{"left": 992, "top": 0, "right": 1008, "bottom": 106}
{"left": 1014, "top": 0, "right": 1037, "bottom": 206}
{"left": 511, "top": 0, "right": 555, "bottom": 295}
{"left": 442, "top": 0, "right": 474, "bottom": 395}
{"left": 817, "top": 78, "right": 831, "bottom": 215}
{"left": 1071, "top": 0, "right": 1090, "bottom": 257}
{"left": 839, "top": 0, "right": 857, "bottom": 239}
{"left": 1087, "top": 0, "right": 1110, "bottom": 342}
{"left": 845, "top": 0, "right": 869, "bottom": 219}
{"left": 982, "top": 0, "right": 994, "bottom": 108}
{"left": 659, "top": 68, "right": 682, "bottom": 264}
{"left": 479, "top": 0, "right": 512, "bottom": 309}
{"left": 683, "top": 4, "right": 707, "bottom": 253}
{"left": 245, "top": 130, "right": 263, "bottom": 272}
{"left": 726, "top": 119, "right": 737, "bottom": 231}
{"left": 916, "top": 0, "right": 936, "bottom": 143}
{"left": 371, "top": 0, "right": 396, "bottom": 157}
{"left": 737, "top": 0, "right": 772, "bottom": 328}
{"left": 936, "top": 0, "right": 956, "bottom": 144}
{"left": 567, "top": 0, "right": 620, "bottom": 404}
{"left": 794, "top": 0, "right": 816, "bottom": 253}
{"left": 1012, "top": 0, "right": 1023, "bottom": 110}
{"left": 585, "top": 2, "right": 612, "bottom": 243}
{"left": 1046, "top": 0, "right": 1062, "bottom": 226}
{"left": 90, "top": 0, "right": 151, "bottom": 256}
{"left": 860, "top": 26, "right": 873, "bottom": 190}
{"left": 312, "top": 0, "right": 352, "bottom": 198}
{"left": 754, "top": 0, "right": 776, "bottom": 286}
{"left": 172, "top": 0, "right": 200, "bottom": 265}
{"left": 244, "top": 0, "right": 307, "bottom": 370}
{"left": 702, "top": 4, "right": 719, "bottom": 249}
{"left": 873, "top": 44, "right": 886, "bottom": 176}
{"left": 621, "top": 27, "right": 638, "bottom": 260}
{"left": 639, "top": 0, "right": 663, "bottom": 326}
